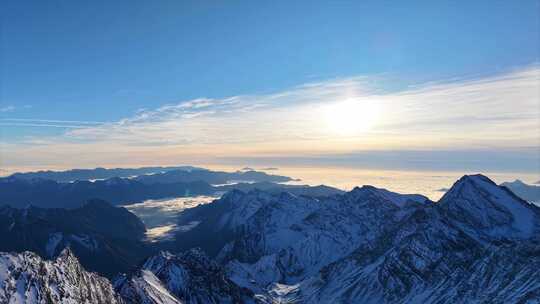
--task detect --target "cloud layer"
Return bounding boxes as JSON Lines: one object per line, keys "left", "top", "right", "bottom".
{"left": 2, "top": 65, "right": 539, "bottom": 172}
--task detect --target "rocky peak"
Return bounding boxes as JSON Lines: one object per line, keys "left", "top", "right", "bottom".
{"left": 143, "top": 248, "right": 219, "bottom": 277}
{"left": 55, "top": 246, "right": 78, "bottom": 264}
{"left": 347, "top": 185, "right": 428, "bottom": 207}
{"left": 117, "top": 249, "right": 256, "bottom": 304}
{"left": 0, "top": 250, "right": 121, "bottom": 304}
{"left": 439, "top": 174, "right": 538, "bottom": 239}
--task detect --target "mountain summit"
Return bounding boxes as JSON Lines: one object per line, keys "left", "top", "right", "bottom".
{"left": 439, "top": 174, "right": 538, "bottom": 239}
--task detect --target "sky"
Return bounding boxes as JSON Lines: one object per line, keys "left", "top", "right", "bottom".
{"left": 1, "top": 1, "right": 539, "bottom": 174}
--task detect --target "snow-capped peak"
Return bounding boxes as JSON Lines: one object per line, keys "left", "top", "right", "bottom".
{"left": 439, "top": 174, "right": 538, "bottom": 238}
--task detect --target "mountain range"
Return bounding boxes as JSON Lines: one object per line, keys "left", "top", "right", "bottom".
{"left": 6, "top": 166, "right": 205, "bottom": 183}
{"left": 1, "top": 174, "right": 539, "bottom": 303}
{"left": 165, "top": 174, "right": 540, "bottom": 303}
{"left": 0, "top": 168, "right": 296, "bottom": 208}
{"left": 133, "top": 169, "right": 294, "bottom": 185}
{"left": 0, "top": 176, "right": 215, "bottom": 208}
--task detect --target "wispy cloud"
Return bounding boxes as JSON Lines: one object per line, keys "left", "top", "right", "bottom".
{"left": 0, "top": 105, "right": 33, "bottom": 113}
{"left": 0, "top": 106, "right": 16, "bottom": 113}
{"left": 0, "top": 118, "right": 105, "bottom": 128}
{"left": 2, "top": 64, "right": 539, "bottom": 171}
{"left": 0, "top": 123, "right": 90, "bottom": 129}
{"left": 65, "top": 65, "right": 539, "bottom": 147}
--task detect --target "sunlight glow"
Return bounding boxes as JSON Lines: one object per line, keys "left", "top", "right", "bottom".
{"left": 324, "top": 99, "right": 381, "bottom": 135}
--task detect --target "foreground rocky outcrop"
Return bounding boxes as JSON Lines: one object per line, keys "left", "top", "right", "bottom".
{"left": 0, "top": 249, "right": 122, "bottom": 304}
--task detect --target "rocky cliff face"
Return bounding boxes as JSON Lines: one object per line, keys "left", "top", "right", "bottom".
{"left": 114, "top": 248, "right": 258, "bottom": 304}
{"left": 0, "top": 248, "right": 122, "bottom": 304}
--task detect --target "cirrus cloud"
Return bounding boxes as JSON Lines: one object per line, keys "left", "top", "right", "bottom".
{"left": 2, "top": 64, "right": 539, "bottom": 171}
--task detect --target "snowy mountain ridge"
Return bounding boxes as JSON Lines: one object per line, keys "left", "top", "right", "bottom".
{"left": 1, "top": 174, "right": 539, "bottom": 303}
{"left": 0, "top": 248, "right": 121, "bottom": 304}
{"left": 114, "top": 248, "right": 258, "bottom": 304}
{"left": 173, "top": 174, "right": 540, "bottom": 303}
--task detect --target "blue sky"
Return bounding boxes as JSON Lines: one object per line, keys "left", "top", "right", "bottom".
{"left": 1, "top": 1, "right": 539, "bottom": 173}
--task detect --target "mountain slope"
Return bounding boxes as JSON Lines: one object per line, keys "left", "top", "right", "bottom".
{"left": 173, "top": 186, "right": 429, "bottom": 284}
{"left": 115, "top": 248, "right": 258, "bottom": 304}
{"left": 0, "top": 200, "right": 150, "bottom": 278}
{"left": 0, "top": 248, "right": 121, "bottom": 304}
{"left": 114, "top": 270, "right": 181, "bottom": 304}
{"left": 2, "top": 174, "right": 538, "bottom": 303}
{"left": 171, "top": 174, "right": 539, "bottom": 303}
{"left": 439, "top": 174, "right": 538, "bottom": 239}
{"left": 0, "top": 176, "right": 214, "bottom": 208}
{"left": 281, "top": 174, "right": 540, "bottom": 303}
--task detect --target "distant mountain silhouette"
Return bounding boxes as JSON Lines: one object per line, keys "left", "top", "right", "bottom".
{"left": 134, "top": 169, "right": 294, "bottom": 185}
{"left": 501, "top": 179, "right": 540, "bottom": 205}
{"left": 8, "top": 166, "right": 205, "bottom": 182}
{"left": 0, "top": 176, "right": 215, "bottom": 208}
{"left": 0, "top": 169, "right": 317, "bottom": 209}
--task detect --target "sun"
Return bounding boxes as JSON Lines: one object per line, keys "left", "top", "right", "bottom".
{"left": 324, "top": 99, "right": 380, "bottom": 135}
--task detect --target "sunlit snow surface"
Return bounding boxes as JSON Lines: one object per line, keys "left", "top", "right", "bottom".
{"left": 124, "top": 196, "right": 217, "bottom": 242}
